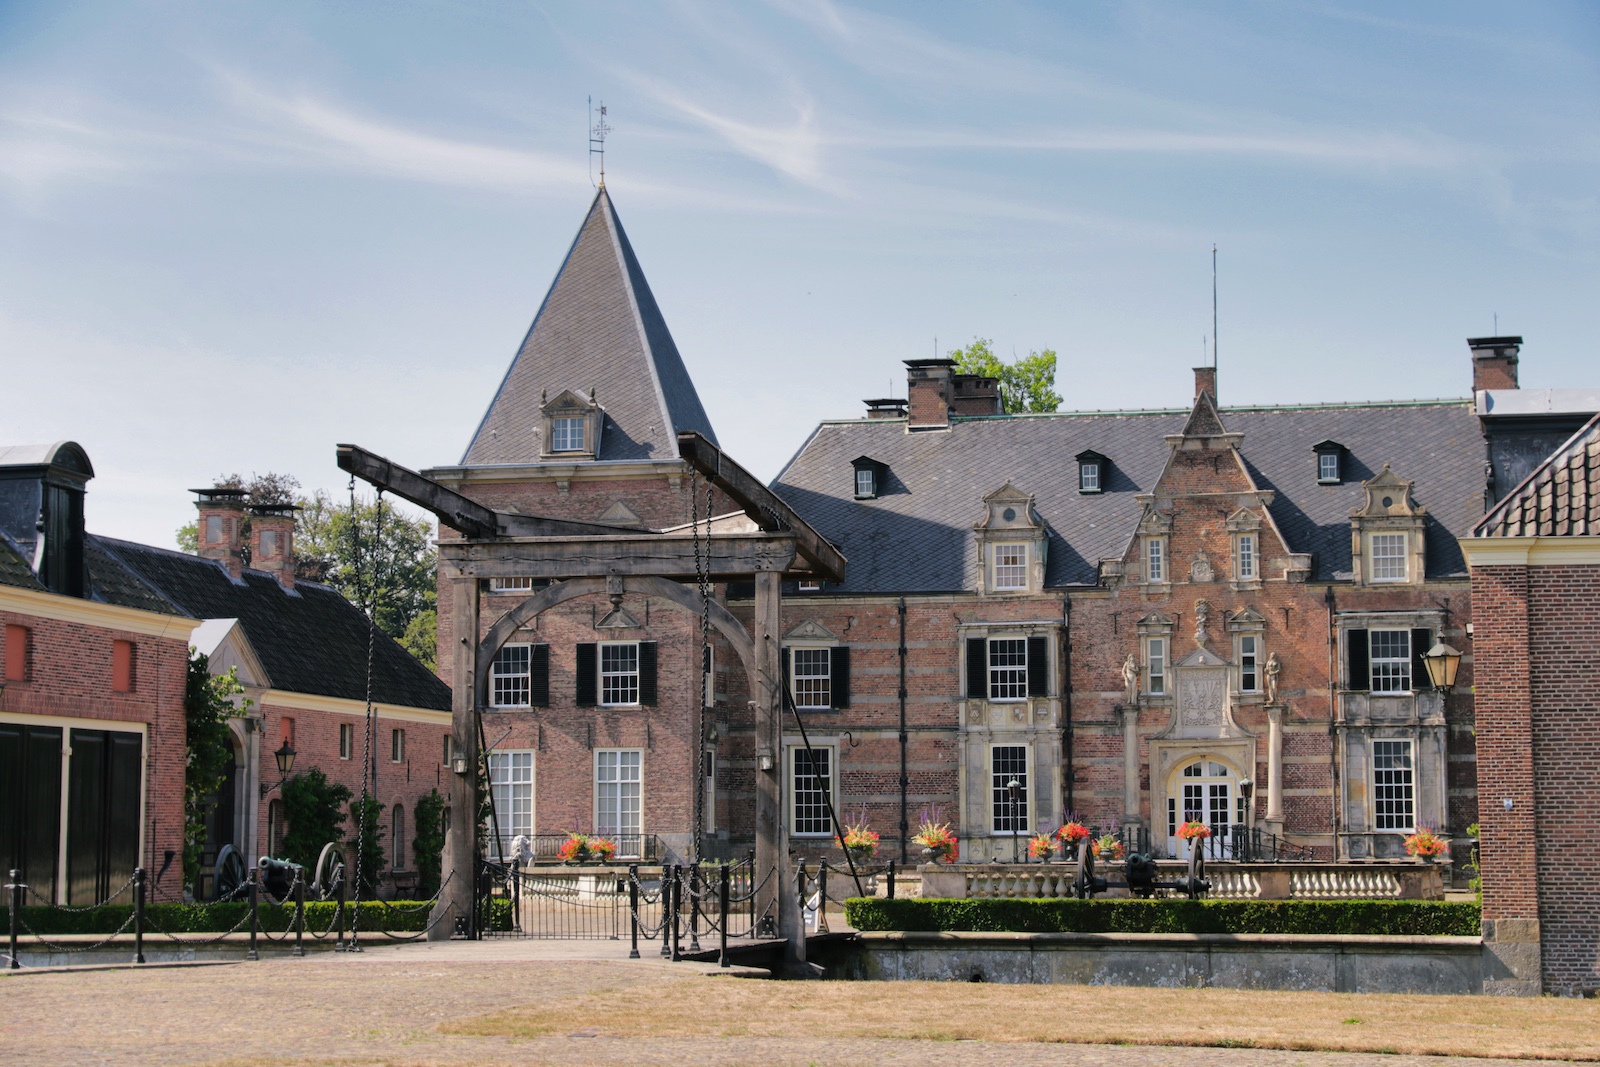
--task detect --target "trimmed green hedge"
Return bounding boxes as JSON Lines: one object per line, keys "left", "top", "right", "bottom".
{"left": 843, "top": 897, "right": 1480, "bottom": 937}
{"left": 0, "top": 899, "right": 431, "bottom": 936}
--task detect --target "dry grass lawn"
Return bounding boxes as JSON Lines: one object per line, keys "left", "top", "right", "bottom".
{"left": 446, "top": 977, "right": 1600, "bottom": 1061}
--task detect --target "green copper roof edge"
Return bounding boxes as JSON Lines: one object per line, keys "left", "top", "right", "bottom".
{"left": 815, "top": 396, "right": 1473, "bottom": 427}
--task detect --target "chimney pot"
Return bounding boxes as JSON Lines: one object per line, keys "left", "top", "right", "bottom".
{"left": 951, "top": 374, "right": 1003, "bottom": 416}
{"left": 193, "top": 488, "right": 248, "bottom": 580}
{"left": 1194, "top": 366, "right": 1218, "bottom": 403}
{"left": 904, "top": 359, "right": 956, "bottom": 428}
{"left": 247, "top": 504, "right": 299, "bottom": 591}
{"left": 1468, "top": 335, "right": 1521, "bottom": 393}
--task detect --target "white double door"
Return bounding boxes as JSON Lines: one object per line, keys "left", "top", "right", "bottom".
{"left": 1166, "top": 759, "right": 1241, "bottom": 857}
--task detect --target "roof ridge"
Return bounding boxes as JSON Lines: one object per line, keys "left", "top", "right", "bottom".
{"left": 1475, "top": 410, "right": 1600, "bottom": 537}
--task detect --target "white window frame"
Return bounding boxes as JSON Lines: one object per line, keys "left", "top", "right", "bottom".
{"left": 487, "top": 749, "right": 535, "bottom": 861}
{"left": 1146, "top": 537, "right": 1166, "bottom": 583}
{"left": 854, "top": 468, "right": 875, "bottom": 498}
{"left": 702, "top": 645, "right": 715, "bottom": 707}
{"left": 789, "top": 745, "right": 835, "bottom": 837}
{"left": 1079, "top": 461, "right": 1100, "bottom": 493}
{"left": 992, "top": 543, "right": 1028, "bottom": 591}
{"left": 1372, "top": 739, "right": 1415, "bottom": 831}
{"left": 1238, "top": 635, "right": 1259, "bottom": 693}
{"left": 600, "top": 641, "right": 640, "bottom": 707}
{"left": 1369, "top": 533, "right": 1408, "bottom": 582}
{"left": 339, "top": 722, "right": 352, "bottom": 760}
{"left": 790, "top": 646, "right": 832, "bottom": 710}
{"left": 1318, "top": 452, "right": 1340, "bottom": 483}
{"left": 595, "top": 749, "right": 643, "bottom": 838}
{"left": 1147, "top": 636, "right": 1168, "bottom": 696}
{"left": 550, "top": 416, "right": 585, "bottom": 453}
{"left": 990, "top": 744, "right": 1030, "bottom": 834}
{"left": 489, "top": 577, "right": 535, "bottom": 593}
{"left": 797, "top": 579, "right": 821, "bottom": 592}
{"left": 390, "top": 728, "right": 405, "bottom": 764}
{"left": 987, "top": 637, "right": 1029, "bottom": 702}
{"left": 1370, "top": 629, "right": 1412, "bottom": 694}
{"left": 1236, "top": 533, "right": 1257, "bottom": 581}
{"left": 491, "top": 643, "right": 532, "bottom": 708}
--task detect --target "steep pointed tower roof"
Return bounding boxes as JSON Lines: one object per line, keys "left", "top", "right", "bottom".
{"left": 461, "top": 188, "right": 718, "bottom": 465}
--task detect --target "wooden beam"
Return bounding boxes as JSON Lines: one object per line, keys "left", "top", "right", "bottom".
{"left": 337, "top": 444, "right": 647, "bottom": 539}
{"left": 677, "top": 432, "right": 846, "bottom": 583}
{"left": 438, "top": 534, "right": 797, "bottom": 581}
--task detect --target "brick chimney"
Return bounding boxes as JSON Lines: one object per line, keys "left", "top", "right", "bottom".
{"left": 1194, "top": 366, "right": 1217, "bottom": 403}
{"left": 1469, "top": 336, "right": 1521, "bottom": 393}
{"left": 194, "top": 488, "right": 247, "bottom": 579}
{"left": 248, "top": 503, "right": 299, "bottom": 591}
{"left": 905, "top": 359, "right": 956, "bottom": 428}
{"left": 951, "top": 374, "right": 1002, "bottom": 416}
{"left": 863, "top": 398, "right": 908, "bottom": 419}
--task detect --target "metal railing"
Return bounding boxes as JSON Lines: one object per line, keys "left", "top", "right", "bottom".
{"left": 491, "top": 834, "right": 662, "bottom": 865}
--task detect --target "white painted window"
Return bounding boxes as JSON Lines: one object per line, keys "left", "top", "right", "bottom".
{"left": 855, "top": 468, "right": 875, "bottom": 497}
{"left": 993, "top": 543, "right": 1027, "bottom": 590}
{"left": 1370, "top": 533, "right": 1408, "bottom": 582}
{"left": 791, "top": 647, "right": 831, "bottom": 709}
{"left": 339, "top": 722, "right": 352, "bottom": 760}
{"left": 489, "top": 577, "right": 534, "bottom": 592}
{"left": 1147, "top": 637, "right": 1167, "bottom": 696}
{"left": 702, "top": 645, "right": 715, "bottom": 707}
{"left": 487, "top": 750, "right": 534, "bottom": 861}
{"left": 491, "top": 644, "right": 531, "bottom": 707}
{"left": 1370, "top": 629, "right": 1412, "bottom": 693}
{"left": 595, "top": 750, "right": 642, "bottom": 837}
{"left": 550, "top": 417, "right": 585, "bottom": 452}
{"left": 991, "top": 745, "right": 1029, "bottom": 833}
{"left": 390, "top": 728, "right": 405, "bottom": 763}
{"left": 1147, "top": 537, "right": 1166, "bottom": 582}
{"left": 600, "top": 642, "right": 640, "bottom": 706}
{"left": 1239, "top": 635, "right": 1259, "bottom": 692}
{"left": 987, "top": 638, "right": 1028, "bottom": 701}
{"left": 797, "top": 580, "right": 821, "bottom": 592}
{"left": 1372, "top": 740, "right": 1415, "bottom": 831}
{"left": 1318, "top": 452, "right": 1340, "bottom": 482}
{"left": 1079, "top": 461, "right": 1100, "bottom": 492}
{"left": 1237, "top": 534, "right": 1256, "bottom": 580}
{"left": 790, "top": 746, "right": 834, "bottom": 836}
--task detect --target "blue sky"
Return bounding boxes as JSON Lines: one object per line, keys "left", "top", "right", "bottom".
{"left": 2, "top": 1, "right": 1597, "bottom": 547}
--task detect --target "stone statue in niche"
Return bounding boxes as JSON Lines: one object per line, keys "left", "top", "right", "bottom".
{"left": 1264, "top": 652, "right": 1282, "bottom": 703}
{"left": 1121, "top": 653, "right": 1140, "bottom": 705}
{"left": 1190, "top": 550, "right": 1214, "bottom": 583}
{"left": 1193, "top": 599, "right": 1211, "bottom": 646}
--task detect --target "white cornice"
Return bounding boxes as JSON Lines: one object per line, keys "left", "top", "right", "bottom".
{"left": 1460, "top": 536, "right": 1600, "bottom": 568}
{"left": 258, "top": 689, "right": 451, "bottom": 725}
{"left": 0, "top": 586, "right": 201, "bottom": 640}
{"left": 424, "top": 459, "right": 686, "bottom": 485}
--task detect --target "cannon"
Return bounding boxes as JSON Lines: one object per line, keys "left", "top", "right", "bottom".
{"left": 258, "top": 856, "right": 304, "bottom": 901}
{"left": 1070, "top": 838, "right": 1211, "bottom": 900}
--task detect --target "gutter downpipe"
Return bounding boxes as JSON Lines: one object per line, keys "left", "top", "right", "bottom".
{"left": 898, "top": 598, "right": 909, "bottom": 864}
{"left": 1062, "top": 597, "right": 1075, "bottom": 817}
{"left": 1326, "top": 585, "right": 1340, "bottom": 859}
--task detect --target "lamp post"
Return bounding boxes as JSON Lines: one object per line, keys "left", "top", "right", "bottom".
{"left": 1007, "top": 778, "right": 1023, "bottom": 864}
{"left": 259, "top": 740, "right": 297, "bottom": 798}
{"left": 1237, "top": 777, "right": 1254, "bottom": 860}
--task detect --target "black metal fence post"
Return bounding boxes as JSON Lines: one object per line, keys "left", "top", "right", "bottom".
{"left": 335, "top": 869, "right": 347, "bottom": 952}
{"left": 246, "top": 867, "right": 260, "bottom": 962}
{"left": 292, "top": 871, "right": 306, "bottom": 957}
{"left": 687, "top": 865, "right": 702, "bottom": 953}
{"left": 669, "top": 865, "right": 683, "bottom": 962}
{"left": 659, "top": 865, "right": 673, "bottom": 958}
{"left": 886, "top": 860, "right": 896, "bottom": 900}
{"left": 133, "top": 866, "right": 146, "bottom": 965}
{"left": 816, "top": 863, "right": 829, "bottom": 934}
{"left": 9, "top": 869, "right": 22, "bottom": 970}
{"left": 627, "top": 864, "right": 640, "bottom": 959}
{"left": 718, "top": 862, "right": 729, "bottom": 969}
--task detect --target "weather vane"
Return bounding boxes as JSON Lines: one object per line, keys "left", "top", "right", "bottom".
{"left": 589, "top": 97, "right": 612, "bottom": 188}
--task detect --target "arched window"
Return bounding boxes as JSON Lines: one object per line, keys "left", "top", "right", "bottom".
{"left": 391, "top": 805, "right": 406, "bottom": 870}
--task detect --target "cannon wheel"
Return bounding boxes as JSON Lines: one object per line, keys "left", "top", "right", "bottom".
{"left": 1186, "top": 844, "right": 1207, "bottom": 899}
{"left": 213, "top": 844, "right": 247, "bottom": 902}
{"left": 1073, "top": 838, "right": 1095, "bottom": 899}
{"left": 313, "top": 842, "right": 345, "bottom": 900}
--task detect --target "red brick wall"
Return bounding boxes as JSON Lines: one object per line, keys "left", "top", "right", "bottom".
{"left": 0, "top": 607, "right": 190, "bottom": 898}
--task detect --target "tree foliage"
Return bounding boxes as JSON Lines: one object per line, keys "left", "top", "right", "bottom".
{"left": 412, "top": 788, "right": 447, "bottom": 898}
{"left": 348, "top": 793, "right": 387, "bottom": 897}
{"left": 949, "top": 338, "right": 1062, "bottom": 414}
{"left": 184, "top": 651, "right": 248, "bottom": 890}
{"left": 278, "top": 768, "right": 351, "bottom": 870}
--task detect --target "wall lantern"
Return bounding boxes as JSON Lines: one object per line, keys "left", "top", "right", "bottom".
{"left": 1422, "top": 641, "right": 1462, "bottom": 694}
{"left": 260, "top": 740, "right": 297, "bottom": 798}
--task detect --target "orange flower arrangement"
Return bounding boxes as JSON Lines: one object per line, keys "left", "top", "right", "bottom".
{"left": 1057, "top": 821, "right": 1091, "bottom": 845}
{"left": 1091, "top": 834, "right": 1125, "bottom": 862}
{"left": 1176, "top": 820, "right": 1212, "bottom": 841}
{"left": 1403, "top": 827, "right": 1448, "bottom": 859}
{"left": 1027, "top": 833, "right": 1056, "bottom": 860}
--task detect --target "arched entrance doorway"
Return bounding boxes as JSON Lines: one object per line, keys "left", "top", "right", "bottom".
{"left": 1165, "top": 757, "right": 1244, "bottom": 857}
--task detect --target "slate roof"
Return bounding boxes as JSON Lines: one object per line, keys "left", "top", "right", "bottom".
{"left": 93, "top": 538, "right": 451, "bottom": 711}
{"left": 1474, "top": 412, "right": 1600, "bottom": 538}
{"left": 461, "top": 187, "right": 718, "bottom": 465}
{"left": 0, "top": 532, "right": 45, "bottom": 591}
{"left": 772, "top": 399, "right": 1485, "bottom": 594}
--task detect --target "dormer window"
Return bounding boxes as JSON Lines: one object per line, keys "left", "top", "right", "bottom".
{"left": 973, "top": 482, "right": 1048, "bottom": 595}
{"left": 1075, "top": 450, "right": 1107, "bottom": 494}
{"left": 1349, "top": 465, "right": 1426, "bottom": 587}
{"left": 551, "top": 417, "right": 585, "bottom": 453}
{"left": 1313, "top": 441, "right": 1345, "bottom": 484}
{"left": 851, "top": 456, "right": 887, "bottom": 500}
{"left": 992, "top": 543, "right": 1028, "bottom": 590}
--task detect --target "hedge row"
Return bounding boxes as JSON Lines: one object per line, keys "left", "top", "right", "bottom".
{"left": 0, "top": 899, "right": 431, "bottom": 936}
{"left": 843, "top": 897, "right": 1480, "bottom": 937}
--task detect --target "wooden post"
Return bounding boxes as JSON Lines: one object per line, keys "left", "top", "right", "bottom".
{"left": 431, "top": 575, "right": 479, "bottom": 940}
{"left": 752, "top": 570, "right": 802, "bottom": 964}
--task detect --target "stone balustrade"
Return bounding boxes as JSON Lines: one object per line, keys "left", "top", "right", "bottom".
{"left": 919, "top": 861, "right": 1443, "bottom": 901}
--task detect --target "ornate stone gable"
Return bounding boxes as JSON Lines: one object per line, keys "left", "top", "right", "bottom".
{"left": 1349, "top": 464, "right": 1428, "bottom": 585}
{"left": 1156, "top": 643, "right": 1252, "bottom": 740}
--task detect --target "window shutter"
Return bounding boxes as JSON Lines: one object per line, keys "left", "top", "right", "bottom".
{"left": 1410, "top": 628, "right": 1432, "bottom": 692}
{"left": 638, "top": 642, "right": 658, "bottom": 706}
{"left": 529, "top": 644, "right": 550, "bottom": 707}
{"left": 830, "top": 645, "right": 851, "bottom": 709}
{"left": 1026, "top": 635, "right": 1049, "bottom": 697}
{"left": 575, "top": 643, "right": 598, "bottom": 706}
{"left": 782, "top": 648, "right": 791, "bottom": 705}
{"left": 966, "top": 638, "right": 987, "bottom": 699}
{"left": 1346, "top": 629, "right": 1369, "bottom": 690}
